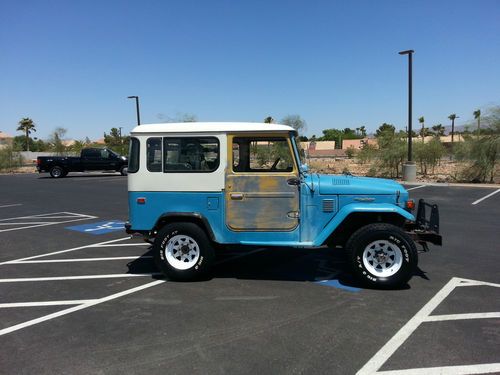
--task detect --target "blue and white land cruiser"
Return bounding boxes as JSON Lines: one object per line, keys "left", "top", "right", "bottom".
{"left": 125, "top": 122, "right": 441, "bottom": 288}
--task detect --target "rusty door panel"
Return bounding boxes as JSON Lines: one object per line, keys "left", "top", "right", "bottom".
{"left": 226, "top": 174, "right": 299, "bottom": 231}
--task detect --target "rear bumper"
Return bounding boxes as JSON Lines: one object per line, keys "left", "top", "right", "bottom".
{"left": 405, "top": 199, "right": 442, "bottom": 246}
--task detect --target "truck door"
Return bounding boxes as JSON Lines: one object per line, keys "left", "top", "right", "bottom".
{"left": 225, "top": 135, "right": 300, "bottom": 231}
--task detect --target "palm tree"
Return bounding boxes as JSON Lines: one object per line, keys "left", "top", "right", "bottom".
{"left": 431, "top": 124, "right": 445, "bottom": 137}
{"left": 418, "top": 116, "right": 425, "bottom": 143}
{"left": 17, "top": 117, "right": 36, "bottom": 151}
{"left": 359, "top": 125, "right": 367, "bottom": 137}
{"left": 473, "top": 109, "right": 481, "bottom": 138}
{"left": 448, "top": 114, "right": 459, "bottom": 144}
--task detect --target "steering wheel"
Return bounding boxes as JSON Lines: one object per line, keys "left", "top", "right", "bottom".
{"left": 270, "top": 157, "right": 281, "bottom": 171}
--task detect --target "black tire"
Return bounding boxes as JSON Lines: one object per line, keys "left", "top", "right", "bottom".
{"left": 153, "top": 222, "right": 215, "bottom": 281}
{"left": 119, "top": 166, "right": 128, "bottom": 176}
{"left": 346, "top": 223, "right": 418, "bottom": 288}
{"left": 49, "top": 166, "right": 65, "bottom": 178}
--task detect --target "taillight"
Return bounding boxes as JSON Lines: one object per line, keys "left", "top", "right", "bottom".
{"left": 136, "top": 197, "right": 146, "bottom": 204}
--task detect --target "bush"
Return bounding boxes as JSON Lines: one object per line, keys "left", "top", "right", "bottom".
{"left": 455, "top": 132, "right": 499, "bottom": 182}
{"left": 356, "top": 143, "right": 378, "bottom": 164}
{"left": 414, "top": 138, "right": 446, "bottom": 175}
{"left": 345, "top": 146, "right": 357, "bottom": 159}
{"left": 0, "top": 146, "right": 24, "bottom": 172}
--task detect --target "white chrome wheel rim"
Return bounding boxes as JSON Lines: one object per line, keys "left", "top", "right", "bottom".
{"left": 165, "top": 234, "right": 200, "bottom": 270}
{"left": 362, "top": 240, "right": 403, "bottom": 277}
{"left": 53, "top": 168, "right": 61, "bottom": 177}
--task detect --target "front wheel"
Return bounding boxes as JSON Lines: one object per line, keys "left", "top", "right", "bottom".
{"left": 119, "top": 166, "right": 128, "bottom": 176}
{"left": 153, "top": 223, "right": 215, "bottom": 281}
{"left": 346, "top": 223, "right": 418, "bottom": 288}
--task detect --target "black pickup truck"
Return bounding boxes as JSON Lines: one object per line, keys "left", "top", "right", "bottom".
{"left": 37, "top": 148, "right": 128, "bottom": 178}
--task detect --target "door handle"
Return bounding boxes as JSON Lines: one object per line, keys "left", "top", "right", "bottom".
{"left": 230, "top": 193, "right": 243, "bottom": 200}
{"left": 287, "top": 178, "right": 301, "bottom": 186}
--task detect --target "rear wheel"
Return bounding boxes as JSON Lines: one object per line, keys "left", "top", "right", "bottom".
{"left": 346, "top": 223, "right": 418, "bottom": 288}
{"left": 49, "top": 166, "right": 65, "bottom": 178}
{"left": 153, "top": 223, "right": 214, "bottom": 281}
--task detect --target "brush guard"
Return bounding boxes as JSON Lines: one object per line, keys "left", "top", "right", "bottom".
{"left": 406, "top": 199, "right": 442, "bottom": 251}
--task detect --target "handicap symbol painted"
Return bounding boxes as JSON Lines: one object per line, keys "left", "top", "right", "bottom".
{"left": 66, "top": 220, "right": 125, "bottom": 235}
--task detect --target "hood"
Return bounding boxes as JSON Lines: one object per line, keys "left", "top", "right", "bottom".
{"left": 316, "top": 174, "right": 406, "bottom": 195}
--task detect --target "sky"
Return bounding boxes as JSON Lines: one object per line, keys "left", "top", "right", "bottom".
{"left": 1, "top": 0, "right": 499, "bottom": 140}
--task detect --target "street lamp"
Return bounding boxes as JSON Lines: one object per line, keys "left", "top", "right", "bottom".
{"left": 398, "top": 49, "right": 416, "bottom": 182}
{"left": 127, "top": 96, "right": 141, "bottom": 126}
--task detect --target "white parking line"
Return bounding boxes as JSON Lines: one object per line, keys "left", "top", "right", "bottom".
{"left": 356, "top": 277, "right": 500, "bottom": 375}
{"left": 0, "top": 237, "right": 130, "bottom": 265}
{"left": 471, "top": 188, "right": 500, "bottom": 205}
{"left": 0, "top": 211, "right": 97, "bottom": 233}
{"left": 0, "top": 300, "right": 99, "bottom": 308}
{"left": 0, "top": 273, "right": 161, "bottom": 283}
{"left": 423, "top": 312, "right": 500, "bottom": 322}
{"left": 16, "top": 256, "right": 153, "bottom": 264}
{"left": 375, "top": 363, "right": 500, "bottom": 375}
{"left": 406, "top": 185, "right": 426, "bottom": 191}
{"left": 0, "top": 204, "right": 23, "bottom": 209}
{"left": 0, "top": 280, "right": 165, "bottom": 336}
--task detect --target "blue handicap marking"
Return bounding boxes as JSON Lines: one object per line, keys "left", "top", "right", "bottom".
{"left": 66, "top": 220, "right": 125, "bottom": 235}
{"left": 315, "top": 279, "right": 361, "bottom": 292}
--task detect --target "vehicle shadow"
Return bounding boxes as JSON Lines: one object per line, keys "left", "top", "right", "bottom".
{"left": 126, "top": 246, "right": 423, "bottom": 290}
{"left": 38, "top": 173, "right": 123, "bottom": 179}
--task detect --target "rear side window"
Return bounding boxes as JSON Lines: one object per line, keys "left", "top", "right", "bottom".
{"left": 147, "top": 138, "right": 162, "bottom": 172}
{"left": 128, "top": 138, "right": 140, "bottom": 173}
{"left": 163, "top": 137, "right": 219, "bottom": 172}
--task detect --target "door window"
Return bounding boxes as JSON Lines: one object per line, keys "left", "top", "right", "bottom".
{"left": 232, "top": 137, "right": 294, "bottom": 172}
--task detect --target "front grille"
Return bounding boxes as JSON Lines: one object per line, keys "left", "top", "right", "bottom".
{"left": 323, "top": 199, "right": 335, "bottom": 212}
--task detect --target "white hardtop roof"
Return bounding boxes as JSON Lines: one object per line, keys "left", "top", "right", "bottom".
{"left": 131, "top": 122, "right": 295, "bottom": 135}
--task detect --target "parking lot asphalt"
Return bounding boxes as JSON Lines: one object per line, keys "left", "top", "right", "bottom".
{"left": 0, "top": 172, "right": 499, "bottom": 375}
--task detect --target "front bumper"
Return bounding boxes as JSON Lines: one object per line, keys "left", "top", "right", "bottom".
{"left": 405, "top": 199, "right": 442, "bottom": 247}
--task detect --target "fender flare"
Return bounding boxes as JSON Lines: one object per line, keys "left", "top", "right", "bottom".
{"left": 313, "top": 203, "right": 415, "bottom": 247}
{"left": 153, "top": 212, "right": 217, "bottom": 241}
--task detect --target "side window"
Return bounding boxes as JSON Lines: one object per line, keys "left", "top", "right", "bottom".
{"left": 82, "top": 149, "right": 100, "bottom": 158}
{"left": 147, "top": 138, "right": 162, "bottom": 172}
{"left": 128, "top": 138, "right": 140, "bottom": 173}
{"left": 163, "top": 137, "right": 219, "bottom": 172}
{"left": 233, "top": 137, "right": 294, "bottom": 172}
{"left": 100, "top": 149, "right": 110, "bottom": 159}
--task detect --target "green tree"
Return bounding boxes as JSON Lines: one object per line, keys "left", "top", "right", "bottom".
{"left": 264, "top": 116, "right": 274, "bottom": 124}
{"left": 375, "top": 123, "right": 396, "bottom": 138}
{"left": 431, "top": 124, "right": 445, "bottom": 137}
{"left": 104, "top": 127, "right": 129, "bottom": 155}
{"left": 16, "top": 117, "right": 36, "bottom": 151}
{"left": 359, "top": 125, "right": 367, "bottom": 137}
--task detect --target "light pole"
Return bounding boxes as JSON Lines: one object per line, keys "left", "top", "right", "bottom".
{"left": 127, "top": 96, "right": 141, "bottom": 126}
{"left": 399, "top": 49, "right": 416, "bottom": 182}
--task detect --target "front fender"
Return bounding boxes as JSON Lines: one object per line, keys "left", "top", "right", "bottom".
{"left": 312, "top": 203, "right": 415, "bottom": 247}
